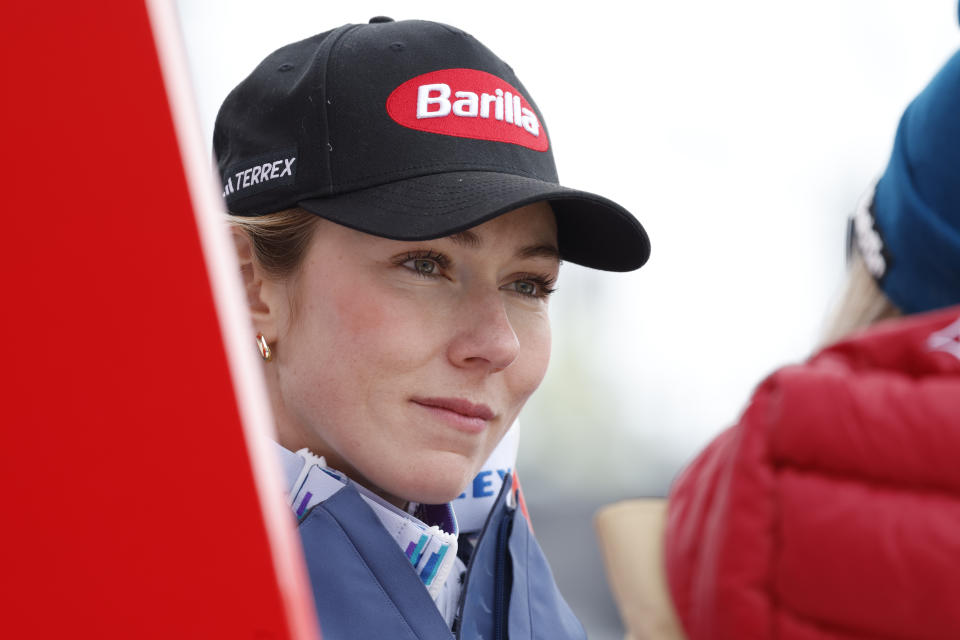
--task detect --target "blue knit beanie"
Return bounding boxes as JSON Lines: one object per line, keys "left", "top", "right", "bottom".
{"left": 852, "top": 47, "right": 960, "bottom": 314}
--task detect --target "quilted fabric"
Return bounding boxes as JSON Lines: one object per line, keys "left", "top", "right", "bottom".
{"left": 665, "top": 306, "right": 960, "bottom": 640}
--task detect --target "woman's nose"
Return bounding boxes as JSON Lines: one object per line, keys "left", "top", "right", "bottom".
{"left": 447, "top": 292, "right": 520, "bottom": 373}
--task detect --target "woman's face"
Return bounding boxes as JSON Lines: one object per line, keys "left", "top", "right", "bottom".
{"left": 267, "top": 202, "right": 558, "bottom": 506}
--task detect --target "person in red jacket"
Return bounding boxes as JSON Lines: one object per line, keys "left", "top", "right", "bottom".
{"left": 596, "top": 35, "right": 960, "bottom": 640}
{"left": 665, "top": 46, "right": 960, "bottom": 640}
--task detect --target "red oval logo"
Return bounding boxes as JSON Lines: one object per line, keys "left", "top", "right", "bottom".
{"left": 386, "top": 68, "right": 549, "bottom": 152}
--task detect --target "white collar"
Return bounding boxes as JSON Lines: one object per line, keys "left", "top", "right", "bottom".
{"left": 274, "top": 442, "right": 459, "bottom": 601}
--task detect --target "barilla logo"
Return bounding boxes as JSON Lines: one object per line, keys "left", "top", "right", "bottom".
{"left": 386, "top": 69, "right": 548, "bottom": 152}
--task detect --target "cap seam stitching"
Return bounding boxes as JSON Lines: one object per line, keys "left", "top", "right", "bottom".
{"left": 320, "top": 24, "right": 362, "bottom": 194}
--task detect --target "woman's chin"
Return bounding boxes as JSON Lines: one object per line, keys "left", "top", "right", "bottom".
{"left": 386, "top": 476, "right": 472, "bottom": 507}
{"left": 366, "top": 460, "right": 478, "bottom": 507}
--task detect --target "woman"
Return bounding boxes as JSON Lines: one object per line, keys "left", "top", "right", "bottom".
{"left": 596, "top": 42, "right": 960, "bottom": 640}
{"left": 215, "top": 17, "right": 650, "bottom": 639}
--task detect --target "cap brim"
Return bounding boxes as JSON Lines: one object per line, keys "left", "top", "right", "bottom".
{"left": 297, "top": 171, "right": 650, "bottom": 272}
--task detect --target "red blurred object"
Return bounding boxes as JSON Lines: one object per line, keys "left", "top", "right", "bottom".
{"left": 1, "top": 2, "right": 318, "bottom": 637}
{"left": 666, "top": 307, "right": 960, "bottom": 640}
{"left": 512, "top": 471, "right": 534, "bottom": 534}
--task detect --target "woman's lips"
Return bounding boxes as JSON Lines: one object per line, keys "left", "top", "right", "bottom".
{"left": 411, "top": 397, "right": 495, "bottom": 433}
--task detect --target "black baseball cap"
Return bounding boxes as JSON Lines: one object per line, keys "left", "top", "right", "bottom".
{"left": 214, "top": 17, "right": 650, "bottom": 271}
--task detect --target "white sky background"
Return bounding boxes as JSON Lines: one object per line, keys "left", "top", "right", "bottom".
{"left": 175, "top": 1, "right": 960, "bottom": 498}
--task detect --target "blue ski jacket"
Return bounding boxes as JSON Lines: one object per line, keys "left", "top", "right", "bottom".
{"left": 297, "top": 473, "right": 586, "bottom": 639}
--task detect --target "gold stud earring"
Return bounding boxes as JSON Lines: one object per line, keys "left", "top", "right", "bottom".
{"left": 256, "top": 333, "right": 272, "bottom": 362}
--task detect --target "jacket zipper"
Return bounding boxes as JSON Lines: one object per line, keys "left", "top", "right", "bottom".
{"left": 453, "top": 475, "right": 515, "bottom": 639}
{"left": 493, "top": 509, "right": 513, "bottom": 640}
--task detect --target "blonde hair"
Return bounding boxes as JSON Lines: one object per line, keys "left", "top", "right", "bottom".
{"left": 821, "top": 251, "right": 902, "bottom": 346}
{"left": 228, "top": 207, "right": 321, "bottom": 279}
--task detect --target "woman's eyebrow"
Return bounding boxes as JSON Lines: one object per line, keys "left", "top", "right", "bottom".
{"left": 447, "top": 231, "right": 559, "bottom": 261}
{"left": 449, "top": 230, "right": 482, "bottom": 248}
{"left": 517, "top": 244, "right": 561, "bottom": 261}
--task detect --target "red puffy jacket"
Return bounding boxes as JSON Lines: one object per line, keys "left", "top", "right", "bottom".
{"left": 666, "top": 306, "right": 960, "bottom": 640}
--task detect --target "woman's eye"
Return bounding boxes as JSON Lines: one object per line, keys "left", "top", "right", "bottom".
{"left": 412, "top": 259, "right": 436, "bottom": 275}
{"left": 506, "top": 276, "right": 556, "bottom": 299}
{"left": 398, "top": 253, "right": 446, "bottom": 277}
{"left": 513, "top": 280, "right": 536, "bottom": 296}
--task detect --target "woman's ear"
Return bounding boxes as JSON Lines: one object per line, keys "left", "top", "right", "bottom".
{"left": 232, "top": 228, "right": 282, "bottom": 341}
